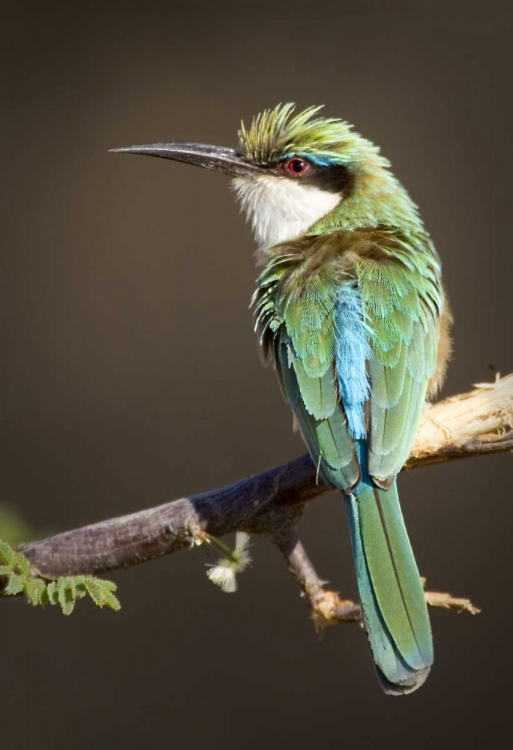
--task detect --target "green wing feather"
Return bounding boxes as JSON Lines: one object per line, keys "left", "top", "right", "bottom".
{"left": 292, "top": 357, "right": 338, "bottom": 419}
{"left": 274, "top": 329, "right": 360, "bottom": 489}
{"left": 257, "top": 245, "right": 361, "bottom": 491}
{"left": 357, "top": 249, "right": 442, "bottom": 484}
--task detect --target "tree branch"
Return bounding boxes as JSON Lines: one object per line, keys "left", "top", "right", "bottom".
{"left": 9, "top": 374, "right": 513, "bottom": 620}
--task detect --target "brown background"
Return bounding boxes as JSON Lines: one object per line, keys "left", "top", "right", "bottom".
{"left": 2, "top": 1, "right": 513, "bottom": 748}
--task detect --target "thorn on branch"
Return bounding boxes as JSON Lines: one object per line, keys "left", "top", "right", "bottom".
{"left": 425, "top": 590, "right": 481, "bottom": 615}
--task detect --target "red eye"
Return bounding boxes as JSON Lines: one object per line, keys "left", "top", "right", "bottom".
{"left": 283, "top": 157, "right": 310, "bottom": 176}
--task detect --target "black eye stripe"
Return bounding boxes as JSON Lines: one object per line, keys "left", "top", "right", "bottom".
{"left": 275, "top": 158, "right": 351, "bottom": 194}
{"left": 307, "top": 163, "right": 352, "bottom": 193}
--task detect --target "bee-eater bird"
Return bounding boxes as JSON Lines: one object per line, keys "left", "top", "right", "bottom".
{"left": 112, "top": 104, "right": 451, "bottom": 694}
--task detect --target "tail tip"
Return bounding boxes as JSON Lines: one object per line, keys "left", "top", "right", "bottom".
{"left": 378, "top": 665, "right": 431, "bottom": 696}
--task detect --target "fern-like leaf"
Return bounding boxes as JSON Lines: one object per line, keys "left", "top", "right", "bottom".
{"left": 83, "top": 576, "right": 121, "bottom": 610}
{"left": 4, "top": 573, "right": 23, "bottom": 595}
{"left": 58, "top": 580, "right": 76, "bottom": 616}
{"left": 24, "top": 576, "right": 46, "bottom": 606}
{"left": 0, "top": 541, "right": 16, "bottom": 567}
{"left": 45, "top": 580, "right": 59, "bottom": 605}
{"left": 0, "top": 539, "right": 121, "bottom": 615}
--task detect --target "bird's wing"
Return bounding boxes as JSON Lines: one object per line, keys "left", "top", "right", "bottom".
{"left": 254, "top": 239, "right": 361, "bottom": 490}
{"left": 356, "top": 243, "right": 442, "bottom": 486}
{"left": 273, "top": 327, "right": 361, "bottom": 490}
{"left": 254, "top": 228, "right": 442, "bottom": 491}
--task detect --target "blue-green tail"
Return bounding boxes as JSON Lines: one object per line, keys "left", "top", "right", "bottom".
{"left": 346, "top": 480, "right": 433, "bottom": 695}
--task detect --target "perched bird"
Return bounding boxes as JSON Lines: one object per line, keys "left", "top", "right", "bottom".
{"left": 112, "top": 104, "right": 451, "bottom": 694}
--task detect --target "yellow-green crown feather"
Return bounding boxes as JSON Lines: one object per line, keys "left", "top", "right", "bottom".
{"left": 238, "top": 103, "right": 388, "bottom": 168}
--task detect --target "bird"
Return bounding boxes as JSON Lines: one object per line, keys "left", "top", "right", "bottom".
{"left": 112, "top": 103, "right": 451, "bottom": 694}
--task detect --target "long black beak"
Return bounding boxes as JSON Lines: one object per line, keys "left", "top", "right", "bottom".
{"left": 109, "top": 142, "right": 264, "bottom": 178}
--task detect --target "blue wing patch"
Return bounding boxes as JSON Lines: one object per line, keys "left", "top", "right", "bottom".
{"left": 335, "top": 284, "right": 372, "bottom": 440}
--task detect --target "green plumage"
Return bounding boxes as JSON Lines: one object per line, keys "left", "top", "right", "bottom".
{"left": 346, "top": 484, "right": 432, "bottom": 693}
{"left": 256, "top": 227, "right": 441, "bottom": 692}
{"left": 249, "top": 105, "right": 447, "bottom": 694}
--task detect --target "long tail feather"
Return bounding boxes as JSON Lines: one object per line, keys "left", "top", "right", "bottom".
{"left": 345, "top": 480, "right": 433, "bottom": 694}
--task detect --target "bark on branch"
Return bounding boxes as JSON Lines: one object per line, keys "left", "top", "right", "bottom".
{"left": 10, "top": 374, "right": 513, "bottom": 622}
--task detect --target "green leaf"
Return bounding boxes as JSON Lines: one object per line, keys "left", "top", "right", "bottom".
{"left": 5, "top": 574, "right": 23, "bottom": 595}
{"left": 46, "top": 581, "right": 59, "bottom": 605}
{"left": 101, "top": 579, "right": 121, "bottom": 610}
{"left": 62, "top": 576, "right": 76, "bottom": 599}
{"left": 84, "top": 577, "right": 105, "bottom": 607}
{"left": 25, "top": 577, "right": 45, "bottom": 606}
{"left": 101, "top": 587, "right": 121, "bottom": 612}
{"left": 0, "top": 541, "right": 15, "bottom": 566}
{"left": 58, "top": 581, "right": 76, "bottom": 616}
{"left": 73, "top": 577, "right": 88, "bottom": 600}
{"left": 13, "top": 551, "right": 31, "bottom": 575}
{"left": 0, "top": 538, "right": 121, "bottom": 615}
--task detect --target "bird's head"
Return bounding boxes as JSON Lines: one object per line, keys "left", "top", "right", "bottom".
{"left": 112, "top": 104, "right": 412, "bottom": 248}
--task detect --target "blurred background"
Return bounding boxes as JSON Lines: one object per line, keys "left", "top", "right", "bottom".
{"left": 2, "top": 1, "right": 512, "bottom": 748}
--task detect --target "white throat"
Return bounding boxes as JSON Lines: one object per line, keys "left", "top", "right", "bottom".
{"left": 232, "top": 175, "right": 341, "bottom": 248}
